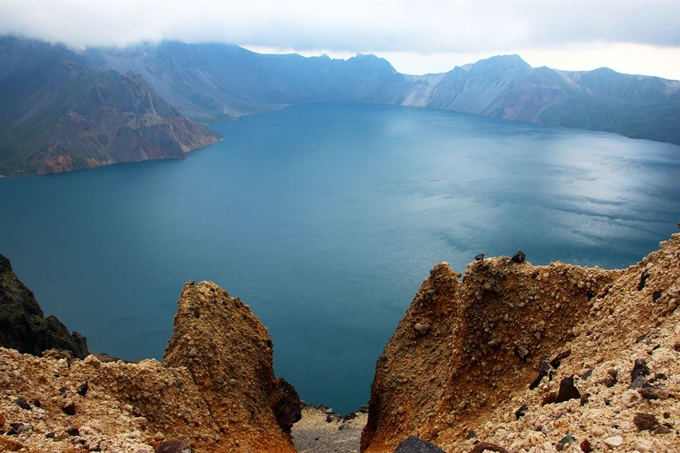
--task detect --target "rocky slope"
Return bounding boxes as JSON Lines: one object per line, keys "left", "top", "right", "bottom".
{"left": 84, "top": 42, "right": 680, "bottom": 145}
{"left": 163, "top": 280, "right": 301, "bottom": 452}
{"left": 0, "top": 253, "right": 88, "bottom": 358}
{"left": 361, "top": 234, "right": 680, "bottom": 452}
{"left": 2, "top": 233, "right": 680, "bottom": 452}
{"left": 3, "top": 36, "right": 677, "bottom": 168}
{"left": 0, "top": 37, "right": 221, "bottom": 176}
{"left": 0, "top": 259, "right": 300, "bottom": 452}
{"left": 84, "top": 41, "right": 411, "bottom": 120}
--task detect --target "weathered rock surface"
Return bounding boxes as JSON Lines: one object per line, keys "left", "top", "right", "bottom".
{"left": 0, "top": 279, "right": 300, "bottom": 452}
{"left": 4, "top": 233, "right": 680, "bottom": 452}
{"left": 0, "top": 37, "right": 222, "bottom": 176}
{"left": 0, "top": 254, "right": 88, "bottom": 358}
{"left": 362, "top": 233, "right": 680, "bottom": 452}
{"left": 163, "top": 280, "right": 300, "bottom": 452}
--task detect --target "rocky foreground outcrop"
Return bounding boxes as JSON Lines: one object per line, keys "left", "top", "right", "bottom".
{"left": 362, "top": 234, "right": 680, "bottom": 452}
{"left": 3, "top": 232, "right": 680, "bottom": 453}
{"left": 0, "top": 254, "right": 88, "bottom": 358}
{"left": 0, "top": 273, "right": 300, "bottom": 452}
{"left": 163, "top": 280, "right": 301, "bottom": 451}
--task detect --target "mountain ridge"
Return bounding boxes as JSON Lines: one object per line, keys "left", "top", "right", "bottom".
{"left": 68, "top": 41, "right": 680, "bottom": 146}
{"left": 0, "top": 37, "right": 221, "bottom": 175}
{"left": 1, "top": 36, "right": 679, "bottom": 175}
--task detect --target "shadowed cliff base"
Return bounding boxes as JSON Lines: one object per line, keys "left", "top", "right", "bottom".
{"left": 361, "top": 233, "right": 680, "bottom": 452}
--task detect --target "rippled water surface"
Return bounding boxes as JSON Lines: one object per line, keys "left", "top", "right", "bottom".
{"left": 1, "top": 103, "right": 679, "bottom": 413}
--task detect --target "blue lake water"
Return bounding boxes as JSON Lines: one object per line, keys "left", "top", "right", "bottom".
{"left": 1, "top": 102, "right": 679, "bottom": 414}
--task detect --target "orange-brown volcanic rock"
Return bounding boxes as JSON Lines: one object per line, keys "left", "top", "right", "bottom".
{"left": 1, "top": 279, "right": 300, "bottom": 453}
{"left": 163, "top": 280, "right": 300, "bottom": 452}
{"left": 362, "top": 234, "right": 680, "bottom": 452}
{"left": 0, "top": 347, "right": 213, "bottom": 452}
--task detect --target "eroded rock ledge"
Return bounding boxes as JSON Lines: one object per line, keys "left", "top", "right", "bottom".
{"left": 362, "top": 234, "right": 680, "bottom": 452}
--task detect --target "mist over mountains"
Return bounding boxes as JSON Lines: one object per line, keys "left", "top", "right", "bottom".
{"left": 2, "top": 36, "right": 679, "bottom": 175}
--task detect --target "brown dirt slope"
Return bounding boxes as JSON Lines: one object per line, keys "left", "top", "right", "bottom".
{"left": 362, "top": 233, "right": 680, "bottom": 453}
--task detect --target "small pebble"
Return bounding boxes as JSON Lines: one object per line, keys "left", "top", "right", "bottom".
{"left": 604, "top": 436, "right": 623, "bottom": 447}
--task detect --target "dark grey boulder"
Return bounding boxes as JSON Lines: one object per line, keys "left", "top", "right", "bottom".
{"left": 394, "top": 436, "right": 446, "bottom": 453}
{"left": 631, "top": 358, "right": 650, "bottom": 383}
{"left": 157, "top": 440, "right": 194, "bottom": 453}
{"left": 554, "top": 376, "right": 580, "bottom": 403}
{"left": 511, "top": 249, "right": 526, "bottom": 263}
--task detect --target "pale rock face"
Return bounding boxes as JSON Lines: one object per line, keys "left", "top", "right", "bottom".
{"left": 636, "top": 438, "right": 654, "bottom": 451}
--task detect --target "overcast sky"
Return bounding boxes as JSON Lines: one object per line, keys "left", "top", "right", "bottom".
{"left": 1, "top": 0, "right": 679, "bottom": 79}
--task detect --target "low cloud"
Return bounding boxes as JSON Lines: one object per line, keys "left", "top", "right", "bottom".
{"left": 1, "top": 0, "right": 678, "bottom": 53}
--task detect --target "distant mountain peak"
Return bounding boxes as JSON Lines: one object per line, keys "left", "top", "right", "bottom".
{"left": 347, "top": 53, "right": 398, "bottom": 73}
{"left": 467, "top": 54, "right": 531, "bottom": 79}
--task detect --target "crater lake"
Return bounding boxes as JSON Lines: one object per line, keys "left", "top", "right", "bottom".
{"left": 1, "top": 102, "right": 679, "bottom": 414}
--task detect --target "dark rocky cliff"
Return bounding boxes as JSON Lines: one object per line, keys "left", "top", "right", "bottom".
{"left": 0, "top": 253, "right": 88, "bottom": 358}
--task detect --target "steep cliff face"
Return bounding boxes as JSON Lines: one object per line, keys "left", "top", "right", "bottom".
{"left": 28, "top": 70, "right": 221, "bottom": 175}
{"left": 0, "top": 275, "right": 300, "bottom": 452}
{"left": 362, "top": 234, "right": 680, "bottom": 452}
{"left": 0, "top": 37, "right": 221, "bottom": 176}
{"left": 416, "top": 55, "right": 680, "bottom": 145}
{"left": 86, "top": 41, "right": 411, "bottom": 119}
{"left": 0, "top": 253, "right": 88, "bottom": 358}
